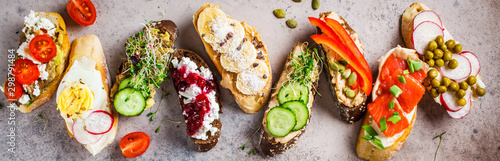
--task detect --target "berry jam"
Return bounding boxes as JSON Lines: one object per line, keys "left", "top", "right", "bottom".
{"left": 171, "top": 66, "right": 214, "bottom": 136}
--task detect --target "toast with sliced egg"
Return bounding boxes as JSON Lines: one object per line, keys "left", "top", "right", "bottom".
{"left": 110, "top": 20, "right": 178, "bottom": 117}
{"left": 259, "top": 43, "right": 320, "bottom": 157}
{"left": 170, "top": 49, "right": 223, "bottom": 152}
{"left": 2, "top": 11, "right": 70, "bottom": 113}
{"left": 356, "top": 46, "right": 428, "bottom": 160}
{"left": 56, "top": 35, "right": 118, "bottom": 156}
{"left": 193, "top": 4, "right": 272, "bottom": 114}
{"left": 401, "top": 2, "right": 485, "bottom": 119}
{"left": 310, "top": 11, "right": 372, "bottom": 124}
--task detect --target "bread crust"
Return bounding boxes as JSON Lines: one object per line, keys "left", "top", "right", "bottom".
{"left": 61, "top": 35, "right": 118, "bottom": 155}
{"left": 193, "top": 4, "right": 272, "bottom": 114}
{"left": 170, "top": 49, "right": 223, "bottom": 152}
{"left": 259, "top": 43, "right": 320, "bottom": 157}
{"left": 317, "top": 11, "right": 368, "bottom": 124}
{"left": 17, "top": 12, "right": 71, "bottom": 113}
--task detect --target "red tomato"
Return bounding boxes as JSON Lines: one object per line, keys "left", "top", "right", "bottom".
{"left": 119, "top": 132, "right": 150, "bottom": 158}
{"left": 13, "top": 59, "right": 40, "bottom": 85}
{"left": 4, "top": 81, "right": 23, "bottom": 101}
{"left": 29, "top": 35, "right": 57, "bottom": 63}
{"left": 67, "top": 0, "right": 97, "bottom": 26}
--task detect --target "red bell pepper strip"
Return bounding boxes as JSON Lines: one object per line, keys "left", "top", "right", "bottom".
{"left": 311, "top": 34, "right": 372, "bottom": 94}
{"left": 308, "top": 17, "right": 337, "bottom": 39}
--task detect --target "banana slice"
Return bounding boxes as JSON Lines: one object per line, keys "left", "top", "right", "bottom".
{"left": 197, "top": 7, "right": 245, "bottom": 54}
{"left": 236, "top": 60, "right": 270, "bottom": 95}
{"left": 220, "top": 41, "right": 257, "bottom": 73}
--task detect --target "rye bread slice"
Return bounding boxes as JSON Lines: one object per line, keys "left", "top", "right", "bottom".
{"left": 170, "top": 49, "right": 223, "bottom": 152}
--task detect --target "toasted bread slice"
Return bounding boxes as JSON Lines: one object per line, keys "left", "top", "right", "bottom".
{"left": 193, "top": 4, "right": 272, "bottom": 114}
{"left": 259, "top": 43, "right": 320, "bottom": 157}
{"left": 170, "top": 49, "right": 223, "bottom": 152}
{"left": 317, "top": 11, "right": 368, "bottom": 123}
{"left": 7, "top": 12, "right": 71, "bottom": 113}
{"left": 58, "top": 35, "right": 118, "bottom": 155}
{"left": 109, "top": 20, "right": 178, "bottom": 111}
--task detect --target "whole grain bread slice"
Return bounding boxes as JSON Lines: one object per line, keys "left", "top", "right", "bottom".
{"left": 170, "top": 49, "right": 223, "bottom": 152}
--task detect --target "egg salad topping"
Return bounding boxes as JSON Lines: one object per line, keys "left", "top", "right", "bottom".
{"left": 57, "top": 82, "right": 95, "bottom": 120}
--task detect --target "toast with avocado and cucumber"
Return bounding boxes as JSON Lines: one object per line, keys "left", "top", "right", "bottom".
{"left": 310, "top": 11, "right": 373, "bottom": 124}
{"left": 110, "top": 20, "right": 178, "bottom": 117}
{"left": 169, "top": 49, "right": 223, "bottom": 152}
{"left": 259, "top": 43, "right": 321, "bottom": 157}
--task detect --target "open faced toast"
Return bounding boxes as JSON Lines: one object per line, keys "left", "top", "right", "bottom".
{"left": 193, "top": 3, "right": 272, "bottom": 114}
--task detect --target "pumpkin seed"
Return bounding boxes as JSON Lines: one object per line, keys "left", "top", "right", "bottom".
{"left": 286, "top": 19, "right": 298, "bottom": 28}
{"left": 312, "top": 0, "right": 320, "bottom": 10}
{"left": 273, "top": 9, "right": 286, "bottom": 18}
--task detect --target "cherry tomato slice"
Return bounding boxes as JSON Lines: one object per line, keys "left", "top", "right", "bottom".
{"left": 119, "top": 132, "right": 150, "bottom": 158}
{"left": 29, "top": 35, "right": 57, "bottom": 63}
{"left": 13, "top": 59, "right": 40, "bottom": 85}
{"left": 67, "top": 0, "right": 97, "bottom": 26}
{"left": 4, "top": 81, "right": 23, "bottom": 102}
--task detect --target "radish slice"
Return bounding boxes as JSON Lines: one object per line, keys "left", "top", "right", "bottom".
{"left": 439, "top": 54, "right": 471, "bottom": 81}
{"left": 73, "top": 120, "right": 103, "bottom": 145}
{"left": 84, "top": 110, "right": 114, "bottom": 135}
{"left": 460, "top": 51, "right": 481, "bottom": 76}
{"left": 447, "top": 92, "right": 473, "bottom": 119}
{"left": 411, "top": 21, "right": 444, "bottom": 55}
{"left": 413, "top": 10, "right": 443, "bottom": 29}
{"left": 440, "top": 89, "right": 471, "bottom": 112}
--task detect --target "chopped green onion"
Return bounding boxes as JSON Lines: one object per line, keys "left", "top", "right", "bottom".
{"left": 389, "top": 101, "right": 395, "bottom": 110}
{"left": 403, "top": 70, "right": 409, "bottom": 75}
{"left": 389, "top": 85, "right": 403, "bottom": 98}
{"left": 362, "top": 136, "right": 373, "bottom": 140}
{"left": 413, "top": 60, "right": 422, "bottom": 71}
{"left": 373, "top": 137, "right": 384, "bottom": 149}
{"left": 398, "top": 75, "right": 406, "bottom": 84}
{"left": 362, "top": 125, "right": 378, "bottom": 136}
{"left": 380, "top": 117, "right": 387, "bottom": 132}
{"left": 387, "top": 114, "right": 402, "bottom": 124}
{"left": 409, "top": 62, "right": 415, "bottom": 73}
{"left": 394, "top": 112, "right": 399, "bottom": 115}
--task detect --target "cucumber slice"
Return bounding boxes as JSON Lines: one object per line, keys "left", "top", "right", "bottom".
{"left": 282, "top": 101, "right": 309, "bottom": 131}
{"left": 277, "top": 81, "right": 309, "bottom": 105}
{"left": 119, "top": 76, "right": 133, "bottom": 91}
{"left": 114, "top": 88, "right": 146, "bottom": 116}
{"left": 266, "top": 106, "right": 296, "bottom": 137}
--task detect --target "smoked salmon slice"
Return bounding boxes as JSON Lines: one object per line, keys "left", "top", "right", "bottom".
{"left": 367, "top": 92, "right": 409, "bottom": 137}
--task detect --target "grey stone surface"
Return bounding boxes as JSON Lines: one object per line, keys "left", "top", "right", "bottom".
{"left": 0, "top": 0, "right": 499, "bottom": 160}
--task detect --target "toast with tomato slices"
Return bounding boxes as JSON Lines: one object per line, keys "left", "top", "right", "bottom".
{"left": 2, "top": 11, "right": 70, "bottom": 113}
{"left": 312, "top": 11, "right": 372, "bottom": 124}
{"left": 356, "top": 46, "right": 428, "bottom": 160}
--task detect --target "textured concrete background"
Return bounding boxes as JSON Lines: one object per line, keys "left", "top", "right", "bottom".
{"left": 0, "top": 0, "right": 499, "bottom": 160}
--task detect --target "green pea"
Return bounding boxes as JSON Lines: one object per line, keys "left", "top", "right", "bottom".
{"left": 448, "top": 59, "right": 458, "bottom": 69}
{"left": 435, "top": 59, "right": 444, "bottom": 67}
{"left": 443, "top": 51, "right": 453, "bottom": 61}
{"left": 435, "top": 35, "right": 444, "bottom": 46}
{"left": 476, "top": 87, "right": 486, "bottom": 96}
{"left": 273, "top": 9, "right": 286, "bottom": 18}
{"left": 312, "top": 0, "right": 320, "bottom": 10}
{"left": 455, "top": 89, "right": 466, "bottom": 98}
{"left": 342, "top": 68, "right": 351, "bottom": 79}
{"left": 459, "top": 82, "right": 469, "bottom": 90}
{"left": 425, "top": 51, "right": 434, "bottom": 60}
{"left": 449, "top": 82, "right": 459, "bottom": 92}
{"left": 431, "top": 78, "right": 441, "bottom": 88}
{"left": 454, "top": 44, "right": 462, "bottom": 53}
{"left": 428, "top": 69, "right": 439, "bottom": 78}
{"left": 345, "top": 89, "right": 355, "bottom": 98}
{"left": 427, "top": 59, "right": 435, "bottom": 67}
{"left": 338, "top": 59, "right": 349, "bottom": 65}
{"left": 445, "top": 40, "right": 456, "bottom": 50}
{"left": 428, "top": 41, "right": 438, "bottom": 51}
{"left": 433, "top": 49, "right": 443, "bottom": 59}
{"left": 466, "top": 76, "right": 477, "bottom": 85}
{"left": 438, "top": 86, "right": 447, "bottom": 93}
{"left": 430, "top": 88, "right": 440, "bottom": 98}
{"left": 456, "top": 98, "right": 467, "bottom": 106}
{"left": 440, "top": 44, "right": 448, "bottom": 52}
{"left": 348, "top": 72, "right": 357, "bottom": 86}
{"left": 286, "top": 19, "right": 298, "bottom": 28}
{"left": 441, "top": 77, "right": 451, "bottom": 87}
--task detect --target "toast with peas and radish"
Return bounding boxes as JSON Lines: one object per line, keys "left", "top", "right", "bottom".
{"left": 193, "top": 4, "right": 272, "bottom": 114}
{"left": 401, "top": 2, "right": 485, "bottom": 118}
{"left": 356, "top": 46, "right": 428, "bottom": 160}
{"left": 259, "top": 43, "right": 321, "bottom": 157}
{"left": 170, "top": 49, "right": 223, "bottom": 152}
{"left": 309, "top": 11, "right": 373, "bottom": 124}
{"left": 3, "top": 11, "right": 70, "bottom": 113}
